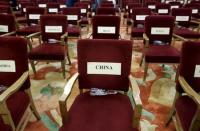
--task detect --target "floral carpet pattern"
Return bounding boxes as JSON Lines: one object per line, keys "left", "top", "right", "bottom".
{"left": 23, "top": 16, "right": 183, "bottom": 131}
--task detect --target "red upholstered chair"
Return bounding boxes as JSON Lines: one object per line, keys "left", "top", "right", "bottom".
{"left": 172, "top": 8, "right": 200, "bottom": 41}
{"left": 141, "top": 15, "right": 181, "bottom": 81}
{"left": 37, "top": 0, "right": 48, "bottom": 8}
{"left": 165, "top": 41, "right": 200, "bottom": 131}
{"left": 169, "top": 1, "right": 182, "bottom": 10}
{"left": 27, "top": 15, "right": 71, "bottom": 78}
{"left": 0, "top": 36, "right": 40, "bottom": 131}
{"left": 100, "top": 3, "right": 114, "bottom": 7}
{"left": 59, "top": 39, "right": 142, "bottom": 131}
{"left": 0, "top": 5, "right": 13, "bottom": 14}
{"left": 58, "top": 0, "right": 67, "bottom": 9}
{"left": 155, "top": 3, "right": 170, "bottom": 15}
{"left": 47, "top": 3, "right": 60, "bottom": 14}
{"left": 129, "top": 8, "right": 151, "bottom": 39}
{"left": 0, "top": 14, "right": 16, "bottom": 36}
{"left": 145, "top": 1, "right": 158, "bottom": 11}
{"left": 96, "top": 7, "right": 116, "bottom": 15}
{"left": 62, "top": 7, "right": 81, "bottom": 38}
{"left": 184, "top": 3, "right": 200, "bottom": 18}
{"left": 91, "top": 15, "right": 121, "bottom": 39}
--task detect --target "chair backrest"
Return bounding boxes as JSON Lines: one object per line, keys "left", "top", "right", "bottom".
{"left": 169, "top": 1, "right": 182, "bottom": 9}
{"left": 178, "top": 41, "right": 200, "bottom": 93}
{"left": 128, "top": 3, "right": 143, "bottom": 14}
{"left": 37, "top": 0, "right": 48, "bottom": 8}
{"left": 144, "top": 15, "right": 175, "bottom": 44}
{"left": 96, "top": 7, "right": 116, "bottom": 15}
{"left": 77, "top": 39, "right": 132, "bottom": 92}
{"left": 62, "top": 7, "right": 81, "bottom": 25}
{"left": 0, "top": 5, "right": 12, "bottom": 14}
{"left": 184, "top": 3, "right": 200, "bottom": 18}
{"left": 145, "top": 1, "right": 158, "bottom": 10}
{"left": 40, "top": 15, "right": 67, "bottom": 42}
{"left": 20, "top": 2, "right": 36, "bottom": 14}
{"left": 0, "top": 36, "right": 30, "bottom": 90}
{"left": 0, "top": 14, "right": 16, "bottom": 35}
{"left": 156, "top": 3, "right": 170, "bottom": 15}
{"left": 74, "top": 2, "right": 88, "bottom": 17}
{"left": 92, "top": 15, "right": 120, "bottom": 39}
{"left": 47, "top": 3, "right": 60, "bottom": 14}
{"left": 171, "top": 8, "right": 192, "bottom": 28}
{"left": 0, "top": 1, "right": 10, "bottom": 6}
{"left": 131, "top": 8, "right": 151, "bottom": 27}
{"left": 26, "top": 6, "right": 45, "bottom": 26}
{"left": 100, "top": 3, "right": 114, "bottom": 7}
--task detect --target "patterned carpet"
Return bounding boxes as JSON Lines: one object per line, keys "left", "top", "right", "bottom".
{"left": 23, "top": 16, "right": 183, "bottom": 131}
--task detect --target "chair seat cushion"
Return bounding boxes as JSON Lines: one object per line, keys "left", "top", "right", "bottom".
{"left": 67, "top": 26, "right": 80, "bottom": 37}
{"left": 131, "top": 28, "right": 144, "bottom": 38}
{"left": 16, "top": 17, "right": 27, "bottom": 23}
{"left": 16, "top": 25, "right": 40, "bottom": 36}
{"left": 174, "top": 28, "right": 200, "bottom": 39}
{"left": 60, "top": 92, "right": 135, "bottom": 131}
{"left": 6, "top": 91, "right": 30, "bottom": 126}
{"left": 145, "top": 45, "right": 180, "bottom": 63}
{"left": 28, "top": 43, "right": 66, "bottom": 60}
{"left": 80, "top": 17, "right": 89, "bottom": 25}
{"left": 175, "top": 95, "right": 198, "bottom": 131}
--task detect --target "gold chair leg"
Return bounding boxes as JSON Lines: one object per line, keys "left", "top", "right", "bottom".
{"left": 140, "top": 54, "right": 144, "bottom": 66}
{"left": 61, "top": 60, "right": 66, "bottom": 78}
{"left": 30, "top": 60, "right": 36, "bottom": 74}
{"left": 143, "top": 62, "right": 149, "bottom": 82}
{"left": 67, "top": 52, "right": 71, "bottom": 65}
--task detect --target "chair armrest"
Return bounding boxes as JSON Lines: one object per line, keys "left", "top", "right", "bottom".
{"left": 61, "top": 32, "right": 68, "bottom": 44}
{"left": 179, "top": 76, "right": 200, "bottom": 105}
{"left": 0, "top": 71, "right": 29, "bottom": 102}
{"left": 173, "top": 33, "right": 188, "bottom": 42}
{"left": 59, "top": 72, "right": 79, "bottom": 124}
{"left": 26, "top": 32, "right": 41, "bottom": 39}
{"left": 190, "top": 20, "right": 200, "bottom": 32}
{"left": 0, "top": 31, "right": 16, "bottom": 36}
{"left": 129, "top": 75, "right": 142, "bottom": 128}
{"left": 143, "top": 33, "right": 149, "bottom": 47}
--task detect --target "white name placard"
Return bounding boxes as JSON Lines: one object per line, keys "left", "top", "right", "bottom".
{"left": 19, "top": 4, "right": 21, "bottom": 8}
{"left": 192, "top": 9, "right": 198, "bottom": 14}
{"left": 171, "top": 5, "right": 179, "bottom": 9}
{"left": 148, "top": 5, "right": 156, "bottom": 9}
{"left": 23, "top": 8, "right": 26, "bottom": 12}
{"left": 0, "top": 25, "right": 8, "bottom": 32}
{"left": 176, "top": 16, "right": 189, "bottom": 21}
{"left": 194, "top": 65, "right": 200, "bottom": 77}
{"left": 87, "top": 62, "right": 121, "bottom": 75}
{"left": 81, "top": 9, "right": 86, "bottom": 13}
{"left": 49, "top": 8, "right": 58, "bottom": 13}
{"left": 88, "top": 5, "right": 90, "bottom": 8}
{"left": 29, "top": 14, "right": 40, "bottom": 20}
{"left": 126, "top": 5, "right": 128, "bottom": 9}
{"left": 38, "top": 4, "right": 46, "bottom": 8}
{"left": 0, "top": 60, "right": 16, "bottom": 72}
{"left": 158, "top": 9, "right": 168, "bottom": 14}
{"left": 97, "top": 26, "right": 116, "bottom": 34}
{"left": 165, "top": 1, "right": 169, "bottom": 3}
{"left": 130, "top": 9, "right": 132, "bottom": 13}
{"left": 136, "top": 15, "right": 148, "bottom": 20}
{"left": 45, "top": 26, "right": 62, "bottom": 33}
{"left": 151, "top": 27, "right": 170, "bottom": 35}
{"left": 60, "top": 5, "right": 66, "bottom": 8}
{"left": 67, "top": 15, "right": 78, "bottom": 20}
{"left": 92, "top": 12, "right": 95, "bottom": 16}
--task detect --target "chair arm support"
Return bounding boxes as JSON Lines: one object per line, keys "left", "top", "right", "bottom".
{"left": 0, "top": 31, "right": 16, "bottom": 36}
{"left": 129, "top": 75, "right": 142, "bottom": 128}
{"left": 179, "top": 76, "right": 200, "bottom": 105}
{"left": 26, "top": 32, "right": 41, "bottom": 39}
{"left": 59, "top": 72, "right": 79, "bottom": 124}
{"left": 61, "top": 32, "right": 68, "bottom": 44}
{"left": 0, "top": 71, "right": 29, "bottom": 102}
{"left": 173, "top": 33, "right": 188, "bottom": 42}
{"left": 143, "top": 33, "right": 149, "bottom": 47}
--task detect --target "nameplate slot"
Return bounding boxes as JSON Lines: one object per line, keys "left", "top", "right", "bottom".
{"left": 126, "top": 5, "right": 128, "bottom": 9}
{"left": 166, "top": 1, "right": 169, "bottom": 3}
{"left": 49, "top": 8, "right": 58, "bottom": 13}
{"left": 67, "top": 15, "right": 78, "bottom": 20}
{"left": 45, "top": 26, "right": 62, "bottom": 33}
{"left": 171, "top": 5, "right": 179, "bottom": 9}
{"left": 136, "top": 15, "right": 148, "bottom": 20}
{"left": 29, "top": 14, "right": 40, "bottom": 20}
{"left": 0, "top": 25, "right": 8, "bottom": 32}
{"left": 192, "top": 9, "right": 198, "bottom": 14}
{"left": 38, "top": 4, "right": 46, "bottom": 8}
{"left": 151, "top": 27, "right": 170, "bottom": 35}
{"left": 130, "top": 9, "right": 132, "bottom": 13}
{"left": 88, "top": 5, "right": 90, "bottom": 8}
{"left": 60, "top": 5, "right": 66, "bottom": 8}
{"left": 176, "top": 16, "right": 189, "bottom": 21}
{"left": 87, "top": 62, "right": 121, "bottom": 75}
{"left": 0, "top": 60, "right": 16, "bottom": 72}
{"left": 158, "top": 9, "right": 168, "bottom": 13}
{"left": 81, "top": 9, "right": 86, "bottom": 13}
{"left": 97, "top": 26, "right": 116, "bottom": 34}
{"left": 148, "top": 5, "right": 155, "bottom": 9}
{"left": 23, "top": 8, "right": 26, "bottom": 12}
{"left": 194, "top": 65, "right": 200, "bottom": 77}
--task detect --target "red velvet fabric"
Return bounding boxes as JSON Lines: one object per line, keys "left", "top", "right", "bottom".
{"left": 156, "top": 3, "right": 170, "bottom": 15}
{"left": 62, "top": 7, "right": 81, "bottom": 25}
{"left": 16, "top": 25, "right": 40, "bottom": 36}
{"left": 145, "top": 45, "right": 180, "bottom": 63}
{"left": 131, "top": 27, "right": 144, "bottom": 38}
{"left": 20, "top": 2, "right": 37, "bottom": 14}
{"left": 80, "top": 17, "right": 89, "bottom": 24}
{"left": 28, "top": 43, "right": 66, "bottom": 60}
{"left": 47, "top": 3, "right": 60, "bottom": 14}
{"left": 67, "top": 26, "right": 80, "bottom": 37}
{"left": 96, "top": 7, "right": 116, "bottom": 15}
{"left": 26, "top": 7, "right": 45, "bottom": 26}
{"left": 175, "top": 96, "right": 198, "bottom": 131}
{"left": 92, "top": 15, "right": 120, "bottom": 39}
{"left": 77, "top": 39, "right": 132, "bottom": 91}
{"left": 174, "top": 27, "right": 200, "bottom": 39}
{"left": 60, "top": 92, "right": 135, "bottom": 131}
{"left": 74, "top": 2, "right": 88, "bottom": 17}
{"left": 0, "top": 14, "right": 16, "bottom": 35}
{"left": 184, "top": 3, "right": 200, "bottom": 18}
{"left": 0, "top": 117, "right": 11, "bottom": 131}
{"left": 100, "top": 3, "right": 114, "bottom": 7}
{"left": 0, "top": 5, "right": 12, "bottom": 14}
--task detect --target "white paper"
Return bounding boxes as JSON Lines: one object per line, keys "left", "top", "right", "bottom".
{"left": 97, "top": 26, "right": 116, "bottom": 34}
{"left": 192, "top": 9, "right": 198, "bottom": 14}
{"left": 171, "top": 5, "right": 179, "bottom": 9}
{"left": 67, "top": 15, "right": 78, "bottom": 20}
{"left": 130, "top": 9, "right": 132, "bottom": 13}
{"left": 151, "top": 27, "right": 170, "bottom": 35}
{"left": 126, "top": 5, "right": 128, "bottom": 9}
{"left": 60, "top": 5, "right": 66, "bottom": 8}
{"left": 29, "top": 14, "right": 40, "bottom": 20}
{"left": 148, "top": 5, "right": 156, "bottom": 9}
{"left": 23, "top": 8, "right": 26, "bottom": 12}
{"left": 87, "top": 62, "right": 121, "bottom": 75}
{"left": 136, "top": 15, "right": 148, "bottom": 20}
{"left": 0, "top": 60, "right": 16, "bottom": 72}
{"left": 81, "top": 9, "right": 86, "bottom": 13}
{"left": 49, "top": 8, "right": 58, "bottom": 13}
{"left": 38, "top": 4, "right": 46, "bottom": 8}
{"left": 194, "top": 65, "right": 200, "bottom": 77}
{"left": 158, "top": 9, "right": 168, "bottom": 14}
{"left": 176, "top": 16, "right": 189, "bottom": 21}
{"left": 0, "top": 25, "right": 8, "bottom": 32}
{"left": 45, "top": 26, "right": 62, "bottom": 33}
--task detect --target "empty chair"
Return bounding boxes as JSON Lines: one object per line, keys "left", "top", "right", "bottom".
{"left": 0, "top": 5, "right": 13, "bottom": 14}
{"left": 96, "top": 7, "right": 116, "bottom": 15}
{"left": 47, "top": 3, "right": 60, "bottom": 14}
{"left": 0, "top": 36, "right": 40, "bottom": 131}
{"left": 184, "top": 3, "right": 200, "bottom": 18}
{"left": 169, "top": 1, "right": 182, "bottom": 9}
{"left": 0, "top": 14, "right": 16, "bottom": 36}
{"left": 156, "top": 3, "right": 170, "bottom": 15}
{"left": 59, "top": 39, "right": 142, "bottom": 131}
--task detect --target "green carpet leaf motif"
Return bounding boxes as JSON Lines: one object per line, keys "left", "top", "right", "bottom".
{"left": 41, "top": 113, "right": 59, "bottom": 131}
